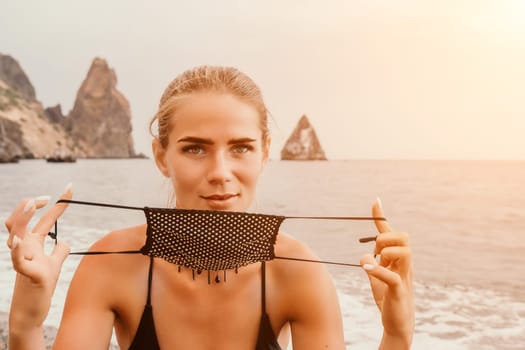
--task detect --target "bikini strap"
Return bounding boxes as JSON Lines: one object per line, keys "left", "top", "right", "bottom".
{"left": 146, "top": 257, "right": 154, "bottom": 306}
{"left": 261, "top": 261, "right": 267, "bottom": 315}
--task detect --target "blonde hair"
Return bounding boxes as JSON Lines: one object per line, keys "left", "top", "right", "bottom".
{"left": 149, "top": 66, "right": 270, "bottom": 148}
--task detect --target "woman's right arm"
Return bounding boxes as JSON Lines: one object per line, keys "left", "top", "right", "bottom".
{"left": 7, "top": 189, "right": 72, "bottom": 350}
{"left": 6, "top": 187, "right": 115, "bottom": 349}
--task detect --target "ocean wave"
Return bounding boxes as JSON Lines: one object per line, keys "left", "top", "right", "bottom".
{"left": 335, "top": 276, "right": 525, "bottom": 349}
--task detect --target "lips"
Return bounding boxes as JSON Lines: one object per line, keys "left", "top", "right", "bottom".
{"left": 201, "top": 193, "right": 238, "bottom": 200}
{"left": 200, "top": 193, "right": 239, "bottom": 210}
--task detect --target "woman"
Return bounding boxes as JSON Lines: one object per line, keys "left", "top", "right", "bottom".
{"left": 6, "top": 66, "right": 414, "bottom": 349}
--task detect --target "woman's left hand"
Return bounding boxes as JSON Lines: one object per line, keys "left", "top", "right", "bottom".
{"left": 360, "top": 198, "right": 414, "bottom": 349}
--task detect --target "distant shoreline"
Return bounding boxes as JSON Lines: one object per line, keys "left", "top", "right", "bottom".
{"left": 2, "top": 158, "right": 525, "bottom": 165}
{"left": 0, "top": 157, "right": 151, "bottom": 163}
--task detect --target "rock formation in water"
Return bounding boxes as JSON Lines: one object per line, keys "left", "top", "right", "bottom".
{"left": 0, "top": 53, "right": 138, "bottom": 161}
{"left": 0, "top": 54, "right": 75, "bottom": 162}
{"left": 64, "top": 58, "right": 135, "bottom": 158}
{"left": 0, "top": 54, "right": 36, "bottom": 102}
{"left": 44, "top": 104, "right": 65, "bottom": 124}
{"left": 0, "top": 117, "right": 25, "bottom": 162}
{"left": 280, "top": 114, "right": 327, "bottom": 160}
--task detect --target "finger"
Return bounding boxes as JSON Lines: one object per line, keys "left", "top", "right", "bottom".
{"left": 5, "top": 199, "right": 28, "bottom": 232}
{"left": 361, "top": 254, "right": 403, "bottom": 291}
{"left": 51, "top": 241, "right": 71, "bottom": 267}
{"left": 378, "top": 247, "right": 414, "bottom": 296}
{"left": 374, "top": 231, "right": 409, "bottom": 255}
{"left": 7, "top": 198, "right": 36, "bottom": 249}
{"left": 6, "top": 196, "right": 52, "bottom": 248}
{"left": 33, "top": 184, "right": 73, "bottom": 239}
{"left": 360, "top": 254, "right": 386, "bottom": 305}
{"left": 10, "top": 236, "right": 42, "bottom": 282}
{"left": 373, "top": 197, "right": 393, "bottom": 234}
{"left": 34, "top": 195, "right": 52, "bottom": 209}
{"left": 11, "top": 236, "right": 27, "bottom": 270}
{"left": 378, "top": 246, "right": 412, "bottom": 272}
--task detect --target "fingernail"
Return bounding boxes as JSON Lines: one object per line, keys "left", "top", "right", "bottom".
{"left": 23, "top": 199, "right": 35, "bottom": 214}
{"left": 12, "top": 235, "right": 20, "bottom": 249}
{"left": 35, "top": 195, "right": 51, "bottom": 202}
{"left": 376, "top": 197, "right": 383, "bottom": 209}
{"left": 362, "top": 263, "right": 374, "bottom": 271}
{"left": 64, "top": 182, "right": 73, "bottom": 193}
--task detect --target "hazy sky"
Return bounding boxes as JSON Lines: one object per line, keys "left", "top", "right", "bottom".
{"left": 2, "top": 0, "right": 525, "bottom": 159}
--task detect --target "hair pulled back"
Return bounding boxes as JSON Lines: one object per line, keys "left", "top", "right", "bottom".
{"left": 150, "top": 66, "right": 269, "bottom": 148}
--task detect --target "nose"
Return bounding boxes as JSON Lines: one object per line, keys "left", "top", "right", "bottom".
{"left": 206, "top": 152, "right": 233, "bottom": 184}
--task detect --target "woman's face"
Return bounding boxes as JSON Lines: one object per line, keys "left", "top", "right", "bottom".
{"left": 153, "top": 92, "right": 269, "bottom": 211}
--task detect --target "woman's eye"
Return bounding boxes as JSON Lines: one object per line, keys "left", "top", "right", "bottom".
{"left": 182, "top": 145, "right": 205, "bottom": 155}
{"left": 231, "top": 145, "right": 253, "bottom": 154}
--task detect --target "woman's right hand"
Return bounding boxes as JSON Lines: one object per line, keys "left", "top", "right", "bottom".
{"left": 5, "top": 185, "right": 72, "bottom": 332}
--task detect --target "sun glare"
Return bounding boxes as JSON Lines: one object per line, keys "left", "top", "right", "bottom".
{"left": 469, "top": 1, "right": 525, "bottom": 35}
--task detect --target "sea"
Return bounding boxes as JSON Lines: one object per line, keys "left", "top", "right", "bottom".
{"left": 0, "top": 159, "right": 524, "bottom": 349}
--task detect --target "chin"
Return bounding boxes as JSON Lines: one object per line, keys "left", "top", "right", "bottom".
{"left": 202, "top": 198, "right": 249, "bottom": 212}
{"left": 204, "top": 202, "right": 240, "bottom": 211}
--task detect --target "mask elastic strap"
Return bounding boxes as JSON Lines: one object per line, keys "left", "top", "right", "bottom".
{"left": 49, "top": 199, "right": 380, "bottom": 264}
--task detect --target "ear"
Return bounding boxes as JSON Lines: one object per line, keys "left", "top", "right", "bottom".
{"left": 152, "top": 138, "right": 170, "bottom": 178}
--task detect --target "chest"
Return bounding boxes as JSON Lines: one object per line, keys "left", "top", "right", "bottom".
{"left": 114, "top": 263, "right": 283, "bottom": 349}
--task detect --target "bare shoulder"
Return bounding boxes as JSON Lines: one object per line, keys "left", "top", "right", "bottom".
{"left": 269, "top": 231, "right": 343, "bottom": 334}
{"left": 272, "top": 231, "right": 323, "bottom": 273}
{"left": 274, "top": 231, "right": 315, "bottom": 254}
{"left": 90, "top": 223, "right": 147, "bottom": 252}
{"left": 55, "top": 225, "right": 150, "bottom": 348}
{"left": 271, "top": 231, "right": 335, "bottom": 295}
{"left": 68, "top": 224, "right": 150, "bottom": 299}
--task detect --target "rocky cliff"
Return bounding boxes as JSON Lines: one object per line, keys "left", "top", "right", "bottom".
{"left": 0, "top": 54, "right": 36, "bottom": 101}
{"left": 65, "top": 58, "right": 135, "bottom": 158}
{"left": 280, "top": 114, "right": 327, "bottom": 160}
{"left": 0, "top": 54, "right": 137, "bottom": 162}
{"left": 0, "top": 61, "right": 76, "bottom": 162}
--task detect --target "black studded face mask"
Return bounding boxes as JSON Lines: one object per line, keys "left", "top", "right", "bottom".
{"left": 141, "top": 207, "right": 284, "bottom": 271}
{"left": 50, "top": 200, "right": 382, "bottom": 283}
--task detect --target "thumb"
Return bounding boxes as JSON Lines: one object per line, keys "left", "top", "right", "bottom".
{"left": 360, "top": 254, "right": 383, "bottom": 305}
{"left": 361, "top": 253, "right": 402, "bottom": 289}
{"left": 51, "top": 241, "right": 70, "bottom": 267}
{"left": 373, "top": 197, "right": 392, "bottom": 234}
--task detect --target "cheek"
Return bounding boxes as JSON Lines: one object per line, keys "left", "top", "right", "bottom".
{"left": 172, "top": 167, "right": 200, "bottom": 187}
{"left": 167, "top": 158, "right": 202, "bottom": 190}
{"left": 238, "top": 159, "right": 264, "bottom": 187}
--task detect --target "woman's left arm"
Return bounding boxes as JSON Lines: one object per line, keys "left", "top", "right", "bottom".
{"left": 360, "top": 199, "right": 414, "bottom": 350}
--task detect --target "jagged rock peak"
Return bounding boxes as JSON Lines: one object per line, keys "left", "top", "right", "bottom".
{"left": 0, "top": 53, "right": 36, "bottom": 101}
{"left": 80, "top": 57, "right": 117, "bottom": 99}
{"left": 44, "top": 104, "right": 65, "bottom": 123}
{"left": 0, "top": 118, "right": 25, "bottom": 162}
{"left": 66, "top": 57, "right": 136, "bottom": 158}
{"left": 281, "top": 114, "right": 327, "bottom": 161}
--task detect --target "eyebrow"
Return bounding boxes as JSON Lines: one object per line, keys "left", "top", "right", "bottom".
{"left": 228, "top": 138, "right": 257, "bottom": 145}
{"left": 177, "top": 136, "right": 213, "bottom": 145}
{"left": 177, "top": 136, "right": 257, "bottom": 145}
